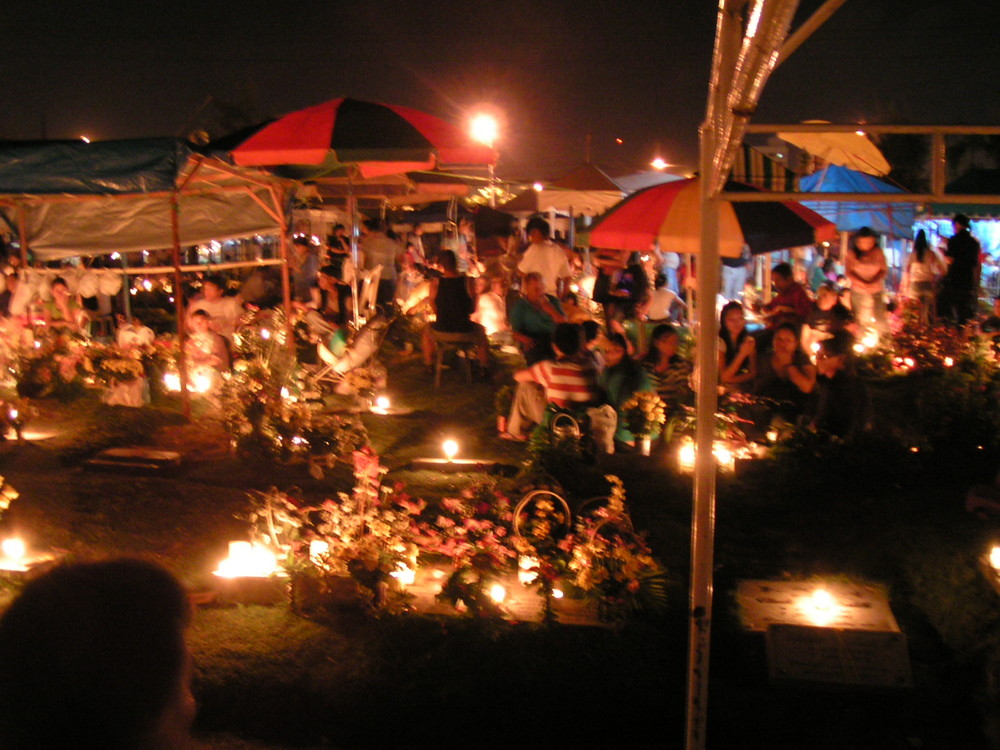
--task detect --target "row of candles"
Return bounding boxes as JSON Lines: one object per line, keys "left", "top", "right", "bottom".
{"left": 211, "top": 540, "right": 564, "bottom": 606}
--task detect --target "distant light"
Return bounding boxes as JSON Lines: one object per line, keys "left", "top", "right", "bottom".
{"left": 532, "top": 182, "right": 543, "bottom": 192}
{"left": 776, "top": 153, "right": 784, "bottom": 159}
{"left": 943, "top": 356, "right": 954, "bottom": 367}
{"left": 489, "top": 584, "right": 506, "bottom": 603}
{"left": 375, "top": 395, "right": 390, "bottom": 411}
{"left": 855, "top": 130, "right": 866, "bottom": 136}
{"left": 651, "top": 157, "right": 668, "bottom": 170}
{"left": 260, "top": 328, "right": 271, "bottom": 340}
{"left": 552, "top": 588, "right": 564, "bottom": 599}
{"left": 615, "top": 138, "right": 623, "bottom": 144}
{"left": 142, "top": 279, "right": 152, "bottom": 292}
{"left": 80, "top": 135, "right": 91, "bottom": 144}
{"left": 990, "top": 546, "right": 1000, "bottom": 570}
{"left": 442, "top": 439, "right": 459, "bottom": 461}
{"left": 470, "top": 113, "right": 498, "bottom": 148}
{"left": 110, "top": 252, "right": 120, "bottom": 260}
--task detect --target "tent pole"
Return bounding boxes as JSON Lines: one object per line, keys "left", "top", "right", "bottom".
{"left": 278, "top": 190, "right": 294, "bottom": 352}
{"left": 170, "top": 190, "right": 191, "bottom": 419}
{"left": 121, "top": 251, "right": 132, "bottom": 322}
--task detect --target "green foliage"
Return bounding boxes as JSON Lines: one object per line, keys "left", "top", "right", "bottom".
{"left": 914, "top": 368, "right": 1000, "bottom": 458}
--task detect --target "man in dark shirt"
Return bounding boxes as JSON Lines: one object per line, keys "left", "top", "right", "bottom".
{"left": 939, "top": 214, "right": 981, "bottom": 325}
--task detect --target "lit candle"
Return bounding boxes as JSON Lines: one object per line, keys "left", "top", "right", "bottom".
{"left": 390, "top": 563, "right": 416, "bottom": 586}
{"left": 215, "top": 541, "right": 278, "bottom": 578}
{"left": 309, "top": 540, "right": 329, "bottom": 564}
{"left": 943, "top": 357, "right": 954, "bottom": 367}
{"left": 375, "top": 396, "right": 390, "bottom": 412}
{"left": 990, "top": 546, "right": 1000, "bottom": 571}
{"left": 489, "top": 584, "right": 506, "bottom": 603}
{"left": 518, "top": 556, "right": 538, "bottom": 585}
{"left": 552, "top": 588, "right": 564, "bottom": 599}
{"left": 1, "top": 538, "right": 26, "bottom": 562}
{"left": 442, "top": 439, "right": 459, "bottom": 462}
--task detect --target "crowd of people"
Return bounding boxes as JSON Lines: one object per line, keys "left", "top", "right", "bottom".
{"left": 2, "top": 210, "right": 998, "bottom": 446}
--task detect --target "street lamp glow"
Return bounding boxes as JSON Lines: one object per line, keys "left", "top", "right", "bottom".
{"left": 470, "top": 114, "right": 498, "bottom": 148}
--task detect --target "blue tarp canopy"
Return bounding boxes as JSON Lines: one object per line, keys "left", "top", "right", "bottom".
{"left": 0, "top": 138, "right": 288, "bottom": 259}
{"left": 0, "top": 138, "right": 187, "bottom": 194}
{"left": 799, "top": 165, "right": 915, "bottom": 238}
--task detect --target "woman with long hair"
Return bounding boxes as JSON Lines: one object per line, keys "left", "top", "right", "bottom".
{"left": 600, "top": 331, "right": 653, "bottom": 445}
{"left": 718, "top": 300, "right": 756, "bottom": 391}
{"left": 905, "top": 229, "right": 945, "bottom": 326}
{"left": 642, "top": 323, "right": 692, "bottom": 412}
{"left": 844, "top": 226, "right": 888, "bottom": 333}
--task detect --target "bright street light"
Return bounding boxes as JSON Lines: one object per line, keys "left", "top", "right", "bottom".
{"left": 470, "top": 114, "right": 498, "bottom": 148}
{"left": 470, "top": 113, "right": 499, "bottom": 207}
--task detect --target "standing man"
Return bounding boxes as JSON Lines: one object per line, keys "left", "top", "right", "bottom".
{"left": 360, "top": 219, "right": 401, "bottom": 310}
{"left": 721, "top": 244, "right": 751, "bottom": 302}
{"left": 518, "top": 217, "right": 571, "bottom": 299}
{"left": 939, "top": 213, "right": 981, "bottom": 325}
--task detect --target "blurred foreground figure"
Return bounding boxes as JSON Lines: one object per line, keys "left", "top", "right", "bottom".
{"left": 0, "top": 559, "right": 195, "bottom": 750}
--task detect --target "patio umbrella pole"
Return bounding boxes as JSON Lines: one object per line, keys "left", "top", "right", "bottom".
{"left": 348, "top": 178, "right": 360, "bottom": 327}
{"left": 686, "top": 121, "right": 722, "bottom": 750}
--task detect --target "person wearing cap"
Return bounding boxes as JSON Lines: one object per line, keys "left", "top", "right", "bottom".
{"left": 938, "top": 213, "right": 982, "bottom": 325}
{"left": 844, "top": 226, "right": 888, "bottom": 334}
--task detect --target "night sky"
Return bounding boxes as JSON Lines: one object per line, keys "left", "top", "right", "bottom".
{"left": 2, "top": 0, "right": 998, "bottom": 180}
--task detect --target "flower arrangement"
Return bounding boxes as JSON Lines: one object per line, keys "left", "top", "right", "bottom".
{"left": 621, "top": 391, "right": 666, "bottom": 439}
{"left": 220, "top": 308, "right": 369, "bottom": 470}
{"left": 511, "top": 489, "right": 573, "bottom": 622}
{"left": 246, "top": 451, "right": 421, "bottom": 612}
{"left": 564, "top": 476, "right": 667, "bottom": 623}
{"left": 415, "top": 481, "right": 517, "bottom": 617}
{"left": 13, "top": 330, "right": 88, "bottom": 400}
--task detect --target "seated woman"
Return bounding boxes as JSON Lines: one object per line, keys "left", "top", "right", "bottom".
{"left": 43, "top": 277, "right": 88, "bottom": 332}
{"left": 809, "top": 332, "right": 871, "bottom": 439}
{"left": 754, "top": 322, "right": 817, "bottom": 427}
{"left": 509, "top": 271, "right": 565, "bottom": 365}
{"left": 641, "top": 323, "right": 692, "bottom": 415}
{"left": 297, "top": 265, "right": 348, "bottom": 349}
{"left": 718, "top": 300, "right": 756, "bottom": 392}
{"left": 421, "top": 250, "right": 489, "bottom": 372}
{"left": 600, "top": 332, "right": 654, "bottom": 446}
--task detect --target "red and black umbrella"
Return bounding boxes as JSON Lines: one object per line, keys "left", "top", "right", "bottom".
{"left": 228, "top": 98, "right": 497, "bottom": 178}
{"left": 588, "top": 177, "right": 838, "bottom": 257}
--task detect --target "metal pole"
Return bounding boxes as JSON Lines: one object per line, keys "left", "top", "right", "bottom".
{"left": 685, "top": 122, "right": 722, "bottom": 750}
{"left": 170, "top": 191, "right": 191, "bottom": 419}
